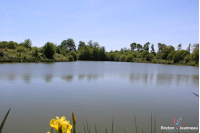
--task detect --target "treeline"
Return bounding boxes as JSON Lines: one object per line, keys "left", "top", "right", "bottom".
{"left": 0, "top": 39, "right": 199, "bottom": 66}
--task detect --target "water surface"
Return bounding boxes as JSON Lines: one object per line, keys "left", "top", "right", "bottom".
{"left": 0, "top": 61, "right": 199, "bottom": 133}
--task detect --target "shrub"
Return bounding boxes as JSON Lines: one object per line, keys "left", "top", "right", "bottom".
{"left": 146, "top": 54, "right": 154, "bottom": 62}
{"left": 141, "top": 51, "right": 149, "bottom": 58}
{"left": 119, "top": 54, "right": 126, "bottom": 62}
{"left": 43, "top": 42, "right": 56, "bottom": 59}
{"left": 56, "top": 47, "right": 61, "bottom": 54}
{"left": 17, "top": 48, "right": 25, "bottom": 52}
{"left": 67, "top": 51, "right": 77, "bottom": 61}
{"left": 33, "top": 48, "right": 39, "bottom": 57}
{"left": 67, "top": 55, "right": 74, "bottom": 61}
{"left": 0, "top": 49, "right": 4, "bottom": 57}
{"left": 125, "top": 54, "right": 133, "bottom": 62}
{"left": 7, "top": 41, "right": 16, "bottom": 49}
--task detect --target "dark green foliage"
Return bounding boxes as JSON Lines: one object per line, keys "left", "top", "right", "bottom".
{"left": 161, "top": 45, "right": 175, "bottom": 60}
{"left": 61, "top": 39, "right": 76, "bottom": 52}
{"left": 184, "top": 55, "right": 191, "bottom": 64}
{"left": 146, "top": 54, "right": 154, "bottom": 62}
{"left": 173, "top": 50, "right": 190, "bottom": 63}
{"left": 0, "top": 49, "right": 3, "bottom": 57}
{"left": 33, "top": 48, "right": 39, "bottom": 57}
{"left": 67, "top": 51, "right": 77, "bottom": 61}
{"left": 191, "top": 48, "right": 199, "bottom": 64}
{"left": 177, "top": 43, "right": 182, "bottom": 51}
{"left": 136, "top": 44, "right": 142, "bottom": 52}
{"left": 7, "top": 41, "right": 16, "bottom": 49}
{"left": 23, "top": 39, "right": 32, "bottom": 49}
{"left": 78, "top": 41, "right": 86, "bottom": 50}
{"left": 130, "top": 42, "right": 137, "bottom": 51}
{"left": 150, "top": 44, "right": 155, "bottom": 54}
{"left": 0, "top": 41, "right": 8, "bottom": 48}
{"left": 43, "top": 42, "right": 56, "bottom": 59}
{"left": 125, "top": 54, "right": 133, "bottom": 62}
{"left": 67, "top": 55, "right": 74, "bottom": 61}
{"left": 119, "top": 54, "right": 126, "bottom": 62}
{"left": 167, "top": 51, "right": 176, "bottom": 60}
{"left": 56, "top": 47, "right": 61, "bottom": 54}
{"left": 142, "top": 51, "right": 149, "bottom": 58}
{"left": 143, "top": 42, "right": 150, "bottom": 52}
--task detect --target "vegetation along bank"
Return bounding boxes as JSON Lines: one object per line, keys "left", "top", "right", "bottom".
{"left": 0, "top": 38, "right": 199, "bottom": 66}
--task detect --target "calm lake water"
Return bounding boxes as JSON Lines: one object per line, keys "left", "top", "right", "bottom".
{"left": 0, "top": 61, "right": 199, "bottom": 133}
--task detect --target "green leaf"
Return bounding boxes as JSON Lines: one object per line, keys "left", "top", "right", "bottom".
{"left": 0, "top": 108, "right": 11, "bottom": 132}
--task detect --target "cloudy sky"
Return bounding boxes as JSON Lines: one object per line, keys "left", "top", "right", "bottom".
{"left": 0, "top": 0, "right": 199, "bottom": 51}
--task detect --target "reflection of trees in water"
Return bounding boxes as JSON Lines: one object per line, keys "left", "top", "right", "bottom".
{"left": 129, "top": 73, "right": 198, "bottom": 87}
{"left": 8, "top": 74, "right": 15, "bottom": 80}
{"left": 23, "top": 74, "right": 31, "bottom": 84}
{"left": 191, "top": 75, "right": 199, "bottom": 86}
{"left": 78, "top": 74, "right": 104, "bottom": 81}
{"left": 44, "top": 74, "right": 53, "bottom": 82}
{"left": 61, "top": 75, "right": 74, "bottom": 82}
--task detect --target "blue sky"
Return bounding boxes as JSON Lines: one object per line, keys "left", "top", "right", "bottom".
{"left": 0, "top": 0, "right": 199, "bottom": 52}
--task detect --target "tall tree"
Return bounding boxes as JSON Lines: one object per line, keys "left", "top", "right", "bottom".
{"left": 24, "top": 38, "right": 32, "bottom": 50}
{"left": 136, "top": 44, "right": 142, "bottom": 52}
{"left": 130, "top": 42, "right": 137, "bottom": 51}
{"left": 43, "top": 42, "right": 56, "bottom": 59}
{"left": 150, "top": 44, "right": 155, "bottom": 54}
{"left": 187, "top": 43, "right": 191, "bottom": 53}
{"left": 78, "top": 41, "right": 86, "bottom": 50}
{"left": 177, "top": 43, "right": 182, "bottom": 51}
{"left": 61, "top": 39, "right": 76, "bottom": 52}
{"left": 88, "top": 40, "right": 93, "bottom": 47}
{"left": 143, "top": 42, "right": 150, "bottom": 52}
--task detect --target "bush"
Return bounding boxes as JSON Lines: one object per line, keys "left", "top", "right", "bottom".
{"left": 67, "top": 55, "right": 74, "bottom": 61}
{"left": 173, "top": 50, "right": 190, "bottom": 63}
{"left": 146, "top": 54, "right": 154, "bottom": 62}
{"left": 33, "top": 48, "right": 39, "bottom": 57}
{"left": 141, "top": 51, "right": 149, "bottom": 58}
{"left": 0, "top": 49, "right": 4, "bottom": 57}
{"left": 56, "top": 47, "right": 61, "bottom": 54}
{"left": 67, "top": 51, "right": 77, "bottom": 61}
{"left": 125, "top": 54, "right": 133, "bottom": 62}
{"left": 17, "top": 47, "right": 26, "bottom": 52}
{"left": 184, "top": 55, "right": 191, "bottom": 64}
{"left": 119, "top": 54, "right": 126, "bottom": 62}
{"left": 7, "top": 41, "right": 16, "bottom": 49}
{"left": 43, "top": 42, "right": 56, "bottom": 59}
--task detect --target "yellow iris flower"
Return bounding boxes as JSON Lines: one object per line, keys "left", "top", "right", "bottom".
{"left": 50, "top": 116, "right": 72, "bottom": 133}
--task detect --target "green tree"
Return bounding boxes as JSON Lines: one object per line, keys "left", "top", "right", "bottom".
{"left": 143, "top": 42, "right": 150, "bottom": 52}
{"left": 130, "top": 42, "right": 137, "bottom": 51}
{"left": 33, "top": 47, "right": 39, "bottom": 57}
{"left": 177, "top": 43, "right": 182, "bottom": 51}
{"left": 150, "top": 44, "right": 155, "bottom": 55}
{"left": 146, "top": 54, "right": 154, "bottom": 62}
{"left": 24, "top": 39, "right": 32, "bottom": 49}
{"left": 157, "top": 43, "right": 166, "bottom": 53}
{"left": 173, "top": 50, "right": 190, "bottom": 63}
{"left": 78, "top": 41, "right": 86, "bottom": 50}
{"left": 99, "top": 46, "right": 106, "bottom": 60}
{"left": 67, "top": 51, "right": 77, "bottom": 61}
{"left": 191, "top": 48, "right": 199, "bottom": 64}
{"left": 136, "top": 44, "right": 142, "bottom": 52}
{"left": 162, "top": 45, "right": 175, "bottom": 60}
{"left": 88, "top": 40, "right": 93, "bottom": 47}
{"left": 187, "top": 43, "right": 191, "bottom": 53}
{"left": 43, "top": 42, "right": 56, "bottom": 59}
{"left": 7, "top": 41, "right": 17, "bottom": 49}
{"left": 61, "top": 39, "right": 76, "bottom": 52}
{"left": 141, "top": 51, "right": 149, "bottom": 58}
{"left": 125, "top": 54, "right": 133, "bottom": 62}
